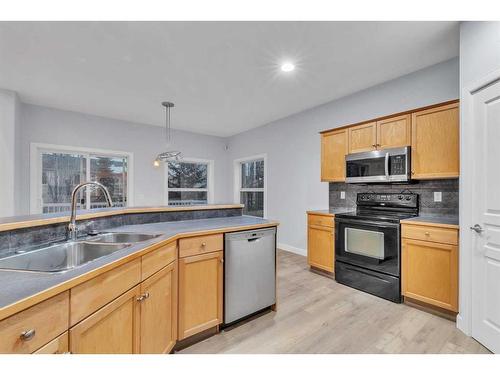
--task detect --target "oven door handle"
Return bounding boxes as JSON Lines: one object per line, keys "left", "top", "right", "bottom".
{"left": 384, "top": 152, "right": 389, "bottom": 180}
{"left": 334, "top": 218, "right": 400, "bottom": 229}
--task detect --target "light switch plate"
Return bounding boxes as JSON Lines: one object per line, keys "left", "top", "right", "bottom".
{"left": 434, "top": 192, "right": 442, "bottom": 202}
{"left": 340, "top": 191, "right": 346, "bottom": 199}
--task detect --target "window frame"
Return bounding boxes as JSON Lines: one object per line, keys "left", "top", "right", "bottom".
{"left": 164, "top": 157, "right": 214, "bottom": 206}
{"left": 233, "top": 154, "right": 267, "bottom": 218}
{"left": 30, "top": 142, "right": 134, "bottom": 214}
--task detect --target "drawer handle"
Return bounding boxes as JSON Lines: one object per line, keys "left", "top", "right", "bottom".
{"left": 201, "top": 242, "right": 206, "bottom": 247}
{"left": 136, "top": 292, "right": 150, "bottom": 302}
{"left": 425, "top": 232, "right": 430, "bottom": 236}
{"left": 20, "top": 329, "right": 36, "bottom": 341}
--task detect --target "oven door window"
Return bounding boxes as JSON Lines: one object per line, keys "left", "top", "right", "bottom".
{"left": 346, "top": 157, "right": 385, "bottom": 178}
{"left": 345, "top": 227, "right": 385, "bottom": 259}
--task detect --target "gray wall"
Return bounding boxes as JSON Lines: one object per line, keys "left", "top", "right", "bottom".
{"left": 227, "top": 58, "right": 459, "bottom": 254}
{"left": 17, "top": 104, "right": 231, "bottom": 214}
{"left": 0, "top": 89, "right": 21, "bottom": 217}
{"left": 460, "top": 22, "right": 500, "bottom": 88}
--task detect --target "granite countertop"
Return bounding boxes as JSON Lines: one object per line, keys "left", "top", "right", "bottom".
{"left": 307, "top": 208, "right": 352, "bottom": 216}
{"left": 401, "top": 214, "right": 459, "bottom": 228}
{"left": 0, "top": 215, "right": 277, "bottom": 318}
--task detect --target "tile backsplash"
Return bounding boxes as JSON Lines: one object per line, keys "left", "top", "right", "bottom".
{"left": 329, "top": 179, "right": 458, "bottom": 215}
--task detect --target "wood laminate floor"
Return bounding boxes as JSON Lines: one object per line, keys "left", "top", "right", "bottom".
{"left": 179, "top": 250, "right": 490, "bottom": 354}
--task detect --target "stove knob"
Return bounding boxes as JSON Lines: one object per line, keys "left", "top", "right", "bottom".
{"left": 405, "top": 196, "right": 412, "bottom": 201}
{"left": 398, "top": 195, "right": 403, "bottom": 200}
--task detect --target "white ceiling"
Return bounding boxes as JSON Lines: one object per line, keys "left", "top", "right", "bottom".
{"left": 0, "top": 21, "right": 459, "bottom": 137}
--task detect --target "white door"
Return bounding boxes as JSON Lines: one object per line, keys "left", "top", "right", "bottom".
{"left": 471, "top": 78, "right": 500, "bottom": 353}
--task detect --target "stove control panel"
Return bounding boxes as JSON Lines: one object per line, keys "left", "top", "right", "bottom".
{"left": 357, "top": 193, "right": 418, "bottom": 208}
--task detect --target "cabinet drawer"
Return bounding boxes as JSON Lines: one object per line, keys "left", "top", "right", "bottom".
{"left": 179, "top": 234, "right": 223, "bottom": 258}
{"left": 402, "top": 224, "right": 458, "bottom": 245}
{"left": 0, "top": 291, "right": 69, "bottom": 354}
{"left": 308, "top": 214, "right": 334, "bottom": 228}
{"left": 142, "top": 241, "right": 176, "bottom": 280}
{"left": 33, "top": 332, "right": 69, "bottom": 354}
{"left": 70, "top": 258, "right": 141, "bottom": 326}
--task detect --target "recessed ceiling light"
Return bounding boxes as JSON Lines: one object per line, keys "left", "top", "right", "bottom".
{"left": 281, "top": 62, "right": 295, "bottom": 72}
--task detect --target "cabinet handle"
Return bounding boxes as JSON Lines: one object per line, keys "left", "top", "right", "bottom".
{"left": 220, "top": 258, "right": 224, "bottom": 264}
{"left": 20, "top": 329, "right": 36, "bottom": 341}
{"left": 136, "top": 292, "right": 150, "bottom": 302}
{"left": 411, "top": 171, "right": 415, "bottom": 175}
{"left": 372, "top": 144, "right": 376, "bottom": 148}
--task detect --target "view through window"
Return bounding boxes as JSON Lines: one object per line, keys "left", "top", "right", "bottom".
{"left": 239, "top": 158, "right": 265, "bottom": 217}
{"left": 39, "top": 150, "right": 128, "bottom": 213}
{"left": 167, "top": 160, "right": 210, "bottom": 206}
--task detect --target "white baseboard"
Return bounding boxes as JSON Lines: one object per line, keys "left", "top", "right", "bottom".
{"left": 456, "top": 313, "right": 471, "bottom": 336}
{"left": 278, "top": 242, "right": 306, "bottom": 256}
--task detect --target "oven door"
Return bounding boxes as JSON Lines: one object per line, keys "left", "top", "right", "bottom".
{"left": 335, "top": 217, "right": 400, "bottom": 276}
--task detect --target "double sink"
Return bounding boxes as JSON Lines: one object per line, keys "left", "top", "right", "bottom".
{"left": 0, "top": 232, "right": 161, "bottom": 273}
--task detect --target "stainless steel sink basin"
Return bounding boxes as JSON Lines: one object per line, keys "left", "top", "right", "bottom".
{"left": 89, "top": 232, "right": 161, "bottom": 244}
{"left": 0, "top": 242, "right": 131, "bottom": 273}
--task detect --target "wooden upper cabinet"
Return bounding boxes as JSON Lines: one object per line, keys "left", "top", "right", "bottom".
{"left": 140, "top": 262, "right": 177, "bottom": 354}
{"left": 411, "top": 102, "right": 459, "bottom": 179}
{"left": 348, "top": 122, "right": 377, "bottom": 153}
{"left": 178, "top": 251, "right": 223, "bottom": 340}
{"left": 70, "top": 286, "right": 141, "bottom": 354}
{"left": 376, "top": 114, "right": 411, "bottom": 149}
{"left": 321, "top": 129, "right": 348, "bottom": 181}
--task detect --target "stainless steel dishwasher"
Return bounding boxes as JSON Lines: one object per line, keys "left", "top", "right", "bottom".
{"left": 224, "top": 227, "right": 276, "bottom": 325}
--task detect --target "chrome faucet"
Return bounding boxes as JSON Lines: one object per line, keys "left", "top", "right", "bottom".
{"left": 68, "top": 181, "right": 113, "bottom": 241}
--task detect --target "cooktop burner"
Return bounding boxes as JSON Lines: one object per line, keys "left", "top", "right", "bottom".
{"left": 335, "top": 192, "right": 419, "bottom": 223}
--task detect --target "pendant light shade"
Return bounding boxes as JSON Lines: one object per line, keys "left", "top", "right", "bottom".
{"left": 153, "top": 101, "right": 182, "bottom": 166}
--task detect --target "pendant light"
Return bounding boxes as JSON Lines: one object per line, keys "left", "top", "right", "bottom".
{"left": 153, "top": 101, "right": 182, "bottom": 166}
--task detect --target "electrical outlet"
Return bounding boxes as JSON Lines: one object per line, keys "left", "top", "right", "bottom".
{"left": 340, "top": 191, "right": 346, "bottom": 199}
{"left": 434, "top": 192, "right": 442, "bottom": 202}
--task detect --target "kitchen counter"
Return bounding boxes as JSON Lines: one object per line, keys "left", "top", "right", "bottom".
{"left": 0, "top": 215, "right": 278, "bottom": 320}
{"left": 0, "top": 204, "right": 244, "bottom": 232}
{"left": 306, "top": 208, "right": 352, "bottom": 217}
{"left": 401, "top": 214, "right": 459, "bottom": 229}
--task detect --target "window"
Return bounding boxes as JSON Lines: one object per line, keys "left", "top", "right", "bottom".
{"left": 234, "top": 155, "right": 266, "bottom": 218}
{"left": 31, "top": 144, "right": 133, "bottom": 214}
{"left": 165, "top": 158, "right": 214, "bottom": 206}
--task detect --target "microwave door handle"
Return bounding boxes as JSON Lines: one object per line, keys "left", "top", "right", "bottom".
{"left": 384, "top": 152, "right": 389, "bottom": 180}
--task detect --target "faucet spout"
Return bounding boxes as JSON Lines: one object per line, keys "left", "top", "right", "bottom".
{"left": 68, "top": 181, "right": 113, "bottom": 241}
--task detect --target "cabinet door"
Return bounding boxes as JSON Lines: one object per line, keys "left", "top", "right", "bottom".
{"left": 402, "top": 238, "right": 458, "bottom": 312}
{"left": 321, "top": 129, "right": 348, "bottom": 181}
{"left": 411, "top": 102, "right": 459, "bottom": 179}
{"left": 376, "top": 114, "right": 411, "bottom": 150}
{"left": 178, "top": 251, "right": 223, "bottom": 339}
{"left": 348, "top": 122, "right": 377, "bottom": 153}
{"left": 33, "top": 332, "right": 69, "bottom": 354}
{"left": 140, "top": 261, "right": 177, "bottom": 354}
{"left": 307, "top": 224, "right": 334, "bottom": 272}
{"left": 70, "top": 286, "right": 141, "bottom": 354}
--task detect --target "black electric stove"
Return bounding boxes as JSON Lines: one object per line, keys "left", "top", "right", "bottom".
{"left": 334, "top": 193, "right": 418, "bottom": 303}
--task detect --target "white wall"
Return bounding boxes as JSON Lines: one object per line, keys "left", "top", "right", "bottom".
{"left": 0, "top": 89, "right": 20, "bottom": 217}
{"left": 458, "top": 21, "right": 500, "bottom": 336}
{"left": 17, "top": 103, "right": 230, "bottom": 215}
{"left": 227, "top": 58, "right": 459, "bottom": 255}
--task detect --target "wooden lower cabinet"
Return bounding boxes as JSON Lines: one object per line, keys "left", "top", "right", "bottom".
{"left": 140, "top": 261, "right": 177, "bottom": 354}
{"left": 178, "top": 251, "right": 223, "bottom": 339}
{"left": 402, "top": 237, "right": 458, "bottom": 312}
{"left": 34, "top": 332, "right": 69, "bottom": 354}
{"left": 70, "top": 286, "right": 141, "bottom": 354}
{"left": 307, "top": 214, "right": 334, "bottom": 273}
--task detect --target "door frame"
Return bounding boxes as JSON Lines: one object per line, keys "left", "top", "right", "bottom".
{"left": 459, "top": 67, "right": 500, "bottom": 336}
